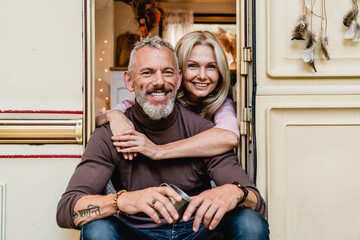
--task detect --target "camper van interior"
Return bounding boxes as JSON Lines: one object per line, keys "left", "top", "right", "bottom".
{"left": 94, "top": 0, "right": 236, "bottom": 116}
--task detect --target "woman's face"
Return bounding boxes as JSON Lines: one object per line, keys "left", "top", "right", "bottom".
{"left": 183, "top": 44, "right": 219, "bottom": 101}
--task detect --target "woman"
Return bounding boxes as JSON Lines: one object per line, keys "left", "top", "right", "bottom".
{"left": 96, "top": 31, "right": 239, "bottom": 160}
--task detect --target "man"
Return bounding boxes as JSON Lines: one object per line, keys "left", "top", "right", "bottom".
{"left": 57, "top": 37, "right": 269, "bottom": 239}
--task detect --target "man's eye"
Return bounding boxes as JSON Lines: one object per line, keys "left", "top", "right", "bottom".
{"left": 164, "top": 71, "right": 174, "bottom": 76}
{"left": 142, "top": 71, "right": 151, "bottom": 76}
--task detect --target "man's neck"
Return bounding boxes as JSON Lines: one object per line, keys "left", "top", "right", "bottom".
{"left": 132, "top": 102, "right": 178, "bottom": 131}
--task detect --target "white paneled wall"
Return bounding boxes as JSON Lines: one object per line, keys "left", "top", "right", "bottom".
{"left": 255, "top": 0, "right": 360, "bottom": 238}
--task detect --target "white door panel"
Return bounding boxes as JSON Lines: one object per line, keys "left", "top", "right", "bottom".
{"left": 258, "top": 0, "right": 360, "bottom": 80}
{"left": 254, "top": 0, "right": 360, "bottom": 237}
{"left": 0, "top": 0, "right": 83, "bottom": 110}
{"left": 0, "top": 0, "right": 84, "bottom": 239}
{"left": 0, "top": 157, "right": 81, "bottom": 240}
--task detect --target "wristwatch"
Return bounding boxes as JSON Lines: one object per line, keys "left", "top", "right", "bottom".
{"left": 232, "top": 182, "right": 249, "bottom": 206}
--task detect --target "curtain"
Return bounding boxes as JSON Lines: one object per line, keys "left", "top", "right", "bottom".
{"left": 163, "top": 9, "right": 193, "bottom": 47}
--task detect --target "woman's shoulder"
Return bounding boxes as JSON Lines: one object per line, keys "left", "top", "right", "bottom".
{"left": 215, "top": 98, "right": 235, "bottom": 115}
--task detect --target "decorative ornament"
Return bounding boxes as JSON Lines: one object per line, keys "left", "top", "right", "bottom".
{"left": 319, "top": 0, "right": 330, "bottom": 60}
{"left": 291, "top": 14, "right": 308, "bottom": 40}
{"left": 302, "top": 30, "right": 317, "bottom": 72}
{"left": 343, "top": 9, "right": 358, "bottom": 27}
{"left": 130, "top": 0, "right": 164, "bottom": 38}
{"left": 320, "top": 35, "right": 330, "bottom": 60}
{"left": 291, "top": 0, "right": 330, "bottom": 72}
{"left": 343, "top": 1, "right": 360, "bottom": 42}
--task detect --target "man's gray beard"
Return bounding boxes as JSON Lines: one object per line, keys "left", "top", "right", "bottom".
{"left": 135, "top": 88, "right": 177, "bottom": 120}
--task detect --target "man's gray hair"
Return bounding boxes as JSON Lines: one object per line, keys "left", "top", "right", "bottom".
{"left": 128, "top": 36, "right": 179, "bottom": 76}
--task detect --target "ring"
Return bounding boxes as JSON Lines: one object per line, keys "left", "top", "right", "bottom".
{"left": 151, "top": 199, "right": 157, "bottom": 208}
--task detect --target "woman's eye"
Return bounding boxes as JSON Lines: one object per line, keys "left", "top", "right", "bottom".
{"left": 207, "top": 64, "right": 217, "bottom": 70}
{"left": 188, "top": 64, "right": 197, "bottom": 69}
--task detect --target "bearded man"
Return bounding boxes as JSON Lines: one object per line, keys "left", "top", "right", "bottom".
{"left": 56, "top": 37, "right": 269, "bottom": 240}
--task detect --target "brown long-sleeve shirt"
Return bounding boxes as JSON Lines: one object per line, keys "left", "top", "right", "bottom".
{"left": 56, "top": 102, "right": 266, "bottom": 229}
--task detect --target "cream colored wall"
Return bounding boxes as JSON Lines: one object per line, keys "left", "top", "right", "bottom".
{"left": 0, "top": 0, "right": 83, "bottom": 239}
{"left": 255, "top": 0, "right": 360, "bottom": 239}
{"left": 0, "top": 1, "right": 83, "bottom": 111}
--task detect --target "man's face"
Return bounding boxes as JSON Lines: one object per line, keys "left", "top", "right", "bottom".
{"left": 127, "top": 46, "right": 181, "bottom": 120}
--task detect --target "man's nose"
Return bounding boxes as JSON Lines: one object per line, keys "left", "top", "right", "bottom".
{"left": 153, "top": 70, "right": 165, "bottom": 87}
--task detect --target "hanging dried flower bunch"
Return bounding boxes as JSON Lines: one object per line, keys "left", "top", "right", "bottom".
{"left": 130, "top": 0, "right": 164, "bottom": 37}
{"left": 291, "top": 0, "right": 330, "bottom": 72}
{"left": 343, "top": 0, "right": 360, "bottom": 42}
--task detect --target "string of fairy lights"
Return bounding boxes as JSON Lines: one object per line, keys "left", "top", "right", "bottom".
{"left": 96, "top": 39, "right": 111, "bottom": 114}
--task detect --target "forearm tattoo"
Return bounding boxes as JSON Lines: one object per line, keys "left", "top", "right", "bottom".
{"left": 73, "top": 204, "right": 100, "bottom": 220}
{"left": 247, "top": 198, "right": 257, "bottom": 205}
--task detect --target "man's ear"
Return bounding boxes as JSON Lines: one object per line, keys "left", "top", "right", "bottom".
{"left": 175, "top": 70, "right": 182, "bottom": 90}
{"left": 124, "top": 71, "right": 134, "bottom": 92}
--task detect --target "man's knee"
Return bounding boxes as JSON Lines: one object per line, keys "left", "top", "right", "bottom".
{"left": 237, "top": 208, "right": 268, "bottom": 237}
{"left": 220, "top": 208, "right": 269, "bottom": 239}
{"left": 81, "top": 217, "right": 119, "bottom": 240}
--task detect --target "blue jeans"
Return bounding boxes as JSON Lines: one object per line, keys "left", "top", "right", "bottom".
{"left": 80, "top": 208, "right": 269, "bottom": 240}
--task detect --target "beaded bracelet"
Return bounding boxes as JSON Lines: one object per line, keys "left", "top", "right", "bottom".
{"left": 113, "top": 189, "right": 127, "bottom": 214}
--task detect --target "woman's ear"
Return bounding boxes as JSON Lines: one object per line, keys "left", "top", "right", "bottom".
{"left": 123, "top": 71, "right": 134, "bottom": 92}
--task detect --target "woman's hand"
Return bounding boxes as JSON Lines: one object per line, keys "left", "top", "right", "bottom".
{"left": 111, "top": 129, "right": 162, "bottom": 160}
{"left": 107, "top": 110, "right": 137, "bottom": 160}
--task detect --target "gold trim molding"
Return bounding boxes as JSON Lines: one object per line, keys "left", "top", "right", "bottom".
{"left": 0, "top": 119, "right": 82, "bottom": 144}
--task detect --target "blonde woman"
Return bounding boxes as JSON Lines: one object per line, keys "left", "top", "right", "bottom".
{"left": 96, "top": 31, "right": 239, "bottom": 160}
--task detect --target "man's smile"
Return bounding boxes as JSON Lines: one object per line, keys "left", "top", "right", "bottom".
{"left": 146, "top": 88, "right": 172, "bottom": 102}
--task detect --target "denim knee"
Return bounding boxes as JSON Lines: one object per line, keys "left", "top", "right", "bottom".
{"left": 218, "top": 208, "right": 269, "bottom": 240}
{"left": 81, "top": 217, "right": 120, "bottom": 240}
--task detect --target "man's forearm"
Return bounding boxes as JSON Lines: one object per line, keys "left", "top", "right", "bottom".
{"left": 73, "top": 194, "right": 116, "bottom": 227}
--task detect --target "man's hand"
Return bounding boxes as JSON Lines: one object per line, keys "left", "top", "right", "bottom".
{"left": 182, "top": 184, "right": 241, "bottom": 232}
{"left": 111, "top": 129, "right": 161, "bottom": 160}
{"left": 107, "top": 110, "right": 137, "bottom": 160}
{"left": 118, "top": 186, "right": 183, "bottom": 224}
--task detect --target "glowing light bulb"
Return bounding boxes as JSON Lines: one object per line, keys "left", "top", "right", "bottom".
{"left": 104, "top": 69, "right": 108, "bottom": 72}
{"left": 100, "top": 89, "right": 103, "bottom": 93}
{"left": 104, "top": 40, "right": 108, "bottom": 44}
{"left": 98, "top": 78, "right": 102, "bottom": 82}
{"left": 105, "top": 97, "right": 109, "bottom": 101}
{"left": 99, "top": 58, "right": 103, "bottom": 62}
{"left": 101, "top": 107, "right": 106, "bottom": 113}
{"left": 102, "top": 51, "right": 106, "bottom": 54}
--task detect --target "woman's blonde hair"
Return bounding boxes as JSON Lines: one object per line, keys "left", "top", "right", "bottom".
{"left": 175, "top": 31, "right": 232, "bottom": 120}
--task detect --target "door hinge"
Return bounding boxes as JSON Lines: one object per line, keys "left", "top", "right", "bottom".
{"left": 243, "top": 107, "right": 252, "bottom": 122}
{"left": 240, "top": 47, "right": 252, "bottom": 76}
{"left": 240, "top": 107, "right": 252, "bottom": 136}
